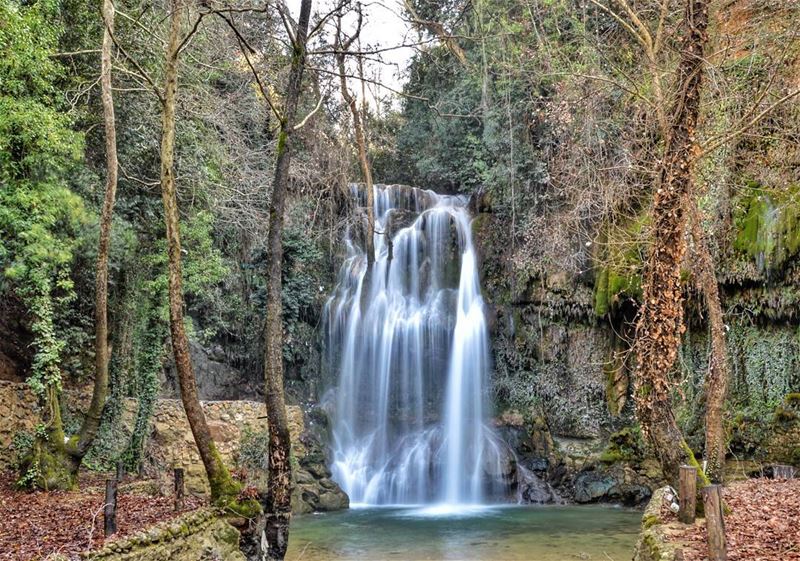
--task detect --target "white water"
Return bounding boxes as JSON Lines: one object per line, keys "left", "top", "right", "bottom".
{"left": 324, "top": 184, "right": 506, "bottom": 506}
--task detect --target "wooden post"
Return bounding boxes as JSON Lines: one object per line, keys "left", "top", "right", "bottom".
{"left": 104, "top": 478, "right": 117, "bottom": 537}
{"left": 116, "top": 460, "right": 124, "bottom": 482}
{"left": 679, "top": 465, "right": 697, "bottom": 524}
{"left": 702, "top": 484, "right": 727, "bottom": 561}
{"left": 174, "top": 467, "right": 185, "bottom": 511}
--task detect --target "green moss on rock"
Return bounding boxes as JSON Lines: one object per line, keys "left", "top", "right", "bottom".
{"left": 593, "top": 215, "right": 646, "bottom": 317}
{"left": 733, "top": 180, "right": 800, "bottom": 271}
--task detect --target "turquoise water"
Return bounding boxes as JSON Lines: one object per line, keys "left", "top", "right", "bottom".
{"left": 286, "top": 505, "right": 641, "bottom": 561}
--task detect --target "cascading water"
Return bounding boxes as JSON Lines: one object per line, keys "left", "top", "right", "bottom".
{"left": 323, "top": 184, "right": 507, "bottom": 506}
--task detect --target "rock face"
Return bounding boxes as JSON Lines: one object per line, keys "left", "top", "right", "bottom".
{"left": 572, "top": 464, "right": 654, "bottom": 506}
{"left": 474, "top": 201, "right": 800, "bottom": 506}
{"left": 161, "top": 342, "right": 259, "bottom": 401}
{"left": 83, "top": 509, "right": 244, "bottom": 561}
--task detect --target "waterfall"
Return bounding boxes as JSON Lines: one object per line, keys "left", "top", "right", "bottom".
{"left": 324, "top": 184, "right": 506, "bottom": 506}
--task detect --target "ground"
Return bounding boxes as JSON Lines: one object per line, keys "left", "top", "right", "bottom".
{"left": 664, "top": 478, "right": 800, "bottom": 560}
{"left": 0, "top": 472, "right": 204, "bottom": 561}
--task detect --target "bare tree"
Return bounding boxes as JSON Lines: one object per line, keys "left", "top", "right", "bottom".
{"left": 403, "top": 0, "right": 467, "bottom": 65}
{"left": 633, "top": 0, "right": 710, "bottom": 484}
{"left": 231, "top": 1, "right": 315, "bottom": 558}
{"left": 158, "top": 0, "right": 239, "bottom": 503}
{"left": 334, "top": 3, "right": 376, "bottom": 265}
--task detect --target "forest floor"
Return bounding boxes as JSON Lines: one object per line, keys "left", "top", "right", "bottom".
{"left": 0, "top": 471, "right": 205, "bottom": 560}
{"left": 666, "top": 477, "right": 800, "bottom": 560}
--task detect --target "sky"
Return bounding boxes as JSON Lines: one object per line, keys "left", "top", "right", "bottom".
{"left": 286, "top": 0, "right": 417, "bottom": 103}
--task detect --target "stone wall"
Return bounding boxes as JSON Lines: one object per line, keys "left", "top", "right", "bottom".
{"left": 83, "top": 509, "right": 243, "bottom": 561}
{"left": 0, "top": 382, "right": 348, "bottom": 513}
{"left": 0, "top": 380, "right": 38, "bottom": 468}
{"left": 143, "top": 399, "right": 305, "bottom": 495}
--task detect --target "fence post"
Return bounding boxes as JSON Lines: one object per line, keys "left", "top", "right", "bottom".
{"left": 174, "top": 467, "right": 185, "bottom": 511}
{"left": 104, "top": 478, "right": 118, "bottom": 537}
{"left": 679, "top": 465, "right": 697, "bottom": 524}
{"left": 702, "top": 484, "right": 727, "bottom": 561}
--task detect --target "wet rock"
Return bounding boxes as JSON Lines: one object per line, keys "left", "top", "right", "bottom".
{"left": 318, "top": 489, "right": 349, "bottom": 511}
{"left": 572, "top": 465, "right": 652, "bottom": 506}
{"left": 516, "top": 465, "right": 563, "bottom": 504}
{"left": 291, "top": 477, "right": 349, "bottom": 513}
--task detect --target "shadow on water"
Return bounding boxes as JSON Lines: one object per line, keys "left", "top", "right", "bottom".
{"left": 286, "top": 504, "right": 641, "bottom": 561}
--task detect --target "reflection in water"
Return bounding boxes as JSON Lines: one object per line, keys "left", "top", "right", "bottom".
{"left": 286, "top": 505, "right": 640, "bottom": 561}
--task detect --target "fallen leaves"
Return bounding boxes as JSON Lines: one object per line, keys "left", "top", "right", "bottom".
{"left": 675, "top": 478, "right": 800, "bottom": 560}
{"left": 0, "top": 472, "right": 205, "bottom": 560}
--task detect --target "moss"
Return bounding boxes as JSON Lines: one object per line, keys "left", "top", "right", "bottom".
{"left": 599, "top": 449, "right": 624, "bottom": 464}
{"left": 592, "top": 214, "right": 646, "bottom": 316}
{"left": 600, "top": 427, "right": 643, "bottom": 464}
{"left": 594, "top": 267, "right": 610, "bottom": 316}
{"left": 785, "top": 393, "right": 800, "bottom": 407}
{"left": 20, "top": 442, "right": 77, "bottom": 491}
{"left": 773, "top": 406, "right": 798, "bottom": 424}
{"left": 733, "top": 181, "right": 800, "bottom": 271}
{"left": 206, "top": 447, "right": 263, "bottom": 519}
{"left": 642, "top": 513, "right": 660, "bottom": 530}
{"left": 220, "top": 497, "right": 262, "bottom": 519}
{"left": 680, "top": 440, "right": 711, "bottom": 488}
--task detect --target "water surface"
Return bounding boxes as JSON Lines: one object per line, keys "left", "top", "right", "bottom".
{"left": 286, "top": 505, "right": 640, "bottom": 561}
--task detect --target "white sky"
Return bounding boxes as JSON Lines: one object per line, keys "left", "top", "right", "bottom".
{"left": 286, "top": 0, "right": 417, "bottom": 104}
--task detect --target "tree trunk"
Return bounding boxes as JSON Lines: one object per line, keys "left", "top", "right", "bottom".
{"left": 257, "top": 1, "right": 312, "bottom": 559}
{"left": 690, "top": 209, "right": 730, "bottom": 483}
{"left": 70, "top": 0, "right": 118, "bottom": 466}
{"left": 337, "top": 50, "right": 375, "bottom": 265}
{"left": 158, "top": 0, "right": 236, "bottom": 503}
{"left": 633, "top": 0, "right": 710, "bottom": 485}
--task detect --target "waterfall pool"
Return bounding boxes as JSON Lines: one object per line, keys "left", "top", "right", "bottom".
{"left": 286, "top": 504, "right": 641, "bottom": 560}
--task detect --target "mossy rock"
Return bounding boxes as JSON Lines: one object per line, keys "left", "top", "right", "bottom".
{"left": 599, "top": 427, "right": 644, "bottom": 464}
{"left": 733, "top": 180, "right": 800, "bottom": 272}
{"left": 592, "top": 214, "right": 647, "bottom": 316}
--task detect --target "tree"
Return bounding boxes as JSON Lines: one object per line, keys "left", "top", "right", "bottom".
{"left": 68, "top": 0, "right": 118, "bottom": 469}
{"left": 335, "top": 3, "right": 376, "bottom": 266}
{"left": 229, "top": 1, "right": 314, "bottom": 558}
{"left": 633, "top": 0, "right": 710, "bottom": 484}
{"left": 689, "top": 208, "right": 729, "bottom": 483}
{"left": 157, "top": 0, "right": 240, "bottom": 504}
{"left": 403, "top": 0, "right": 467, "bottom": 65}
{"left": 1, "top": 0, "right": 87, "bottom": 490}
{"left": 261, "top": 2, "right": 313, "bottom": 555}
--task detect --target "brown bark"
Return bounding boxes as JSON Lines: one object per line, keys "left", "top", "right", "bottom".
{"left": 158, "top": 0, "right": 235, "bottom": 503}
{"left": 336, "top": 8, "right": 375, "bottom": 266}
{"left": 690, "top": 209, "right": 730, "bottom": 483}
{"left": 256, "top": 1, "right": 313, "bottom": 559}
{"left": 72, "top": 0, "right": 118, "bottom": 463}
{"left": 633, "top": 0, "right": 710, "bottom": 485}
